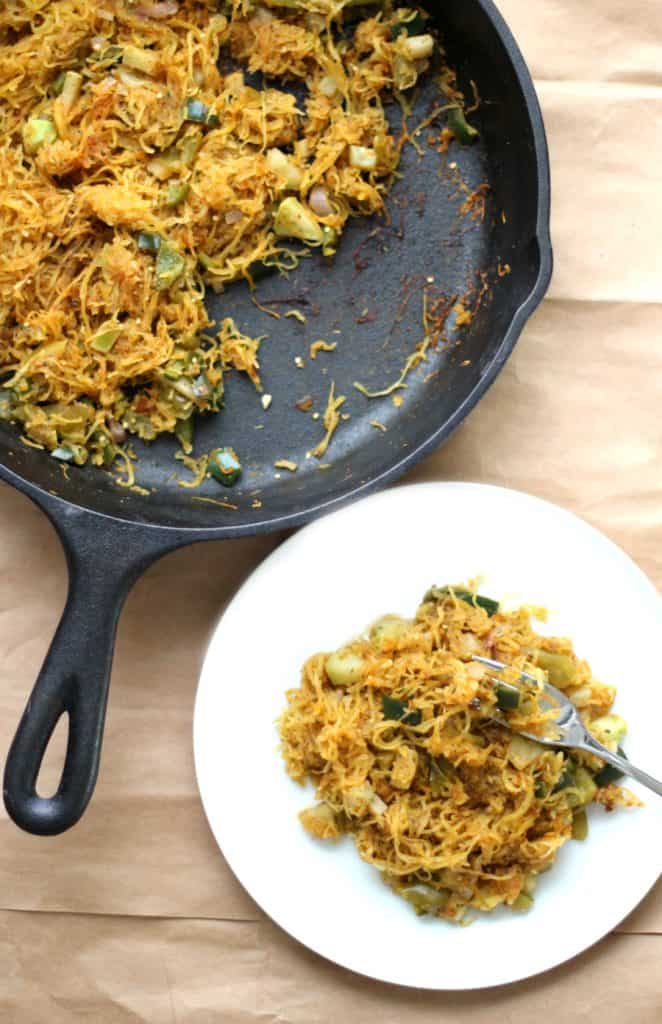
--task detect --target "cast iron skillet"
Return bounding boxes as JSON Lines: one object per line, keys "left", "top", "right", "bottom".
{"left": 0, "top": 0, "right": 552, "bottom": 835}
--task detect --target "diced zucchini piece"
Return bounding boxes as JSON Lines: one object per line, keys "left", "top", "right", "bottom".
{"left": 155, "top": 241, "right": 186, "bottom": 290}
{"left": 325, "top": 650, "right": 364, "bottom": 687}
{"left": 594, "top": 747, "right": 627, "bottom": 787}
{"left": 495, "top": 683, "right": 520, "bottom": 711}
{"left": 90, "top": 326, "right": 121, "bottom": 354}
{"left": 22, "top": 118, "right": 58, "bottom": 155}
{"left": 165, "top": 181, "right": 190, "bottom": 207}
{"left": 507, "top": 735, "right": 545, "bottom": 769}
{"left": 552, "top": 759, "right": 576, "bottom": 793}
{"left": 147, "top": 135, "right": 202, "bottom": 180}
{"left": 429, "top": 755, "right": 455, "bottom": 794}
{"left": 52, "top": 70, "right": 67, "bottom": 96}
{"left": 591, "top": 714, "right": 627, "bottom": 745}
{"left": 398, "top": 883, "right": 448, "bottom": 916}
{"left": 208, "top": 446, "right": 241, "bottom": 486}
{"left": 137, "top": 232, "right": 162, "bottom": 253}
{"left": 185, "top": 99, "right": 210, "bottom": 122}
{"left": 575, "top": 765, "right": 598, "bottom": 804}
{"left": 321, "top": 225, "right": 338, "bottom": 257}
{"left": 447, "top": 105, "right": 479, "bottom": 145}
{"left": 534, "top": 778, "right": 547, "bottom": 799}
{"left": 424, "top": 585, "right": 499, "bottom": 616}
{"left": 273, "top": 197, "right": 324, "bottom": 244}
{"left": 370, "top": 615, "right": 411, "bottom": 647}
{"left": 533, "top": 649, "right": 576, "bottom": 687}
{"left": 0, "top": 390, "right": 13, "bottom": 420}
{"left": 184, "top": 99, "right": 218, "bottom": 126}
{"left": 571, "top": 808, "right": 588, "bottom": 841}
{"left": 174, "top": 416, "right": 194, "bottom": 452}
{"left": 381, "top": 695, "right": 421, "bottom": 726}
{"left": 565, "top": 765, "right": 598, "bottom": 809}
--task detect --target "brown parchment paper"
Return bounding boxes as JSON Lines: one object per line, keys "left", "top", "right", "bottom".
{"left": 0, "top": 0, "right": 661, "bottom": 1018}
{"left": 0, "top": 912, "right": 660, "bottom": 1024}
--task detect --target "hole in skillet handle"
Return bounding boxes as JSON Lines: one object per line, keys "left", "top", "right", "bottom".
{"left": 35, "top": 711, "right": 70, "bottom": 799}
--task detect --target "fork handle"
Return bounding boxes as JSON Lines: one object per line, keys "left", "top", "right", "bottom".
{"left": 579, "top": 737, "right": 662, "bottom": 798}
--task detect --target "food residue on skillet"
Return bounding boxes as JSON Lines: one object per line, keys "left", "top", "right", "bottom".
{"left": 353, "top": 284, "right": 457, "bottom": 399}
{"left": 309, "top": 340, "right": 337, "bottom": 359}
{"left": 309, "top": 381, "right": 345, "bottom": 459}
{"left": 0, "top": 1, "right": 483, "bottom": 490}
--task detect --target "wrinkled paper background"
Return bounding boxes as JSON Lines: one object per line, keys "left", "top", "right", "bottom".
{"left": 1, "top": 0, "right": 661, "bottom": 1019}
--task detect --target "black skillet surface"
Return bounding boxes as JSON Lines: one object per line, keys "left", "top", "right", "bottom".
{"left": 0, "top": 0, "right": 552, "bottom": 835}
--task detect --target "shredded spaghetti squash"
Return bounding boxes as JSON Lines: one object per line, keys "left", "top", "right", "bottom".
{"left": 0, "top": 1, "right": 468, "bottom": 473}
{"left": 279, "top": 585, "right": 640, "bottom": 923}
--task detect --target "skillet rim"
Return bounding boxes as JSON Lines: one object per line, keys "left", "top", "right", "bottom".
{"left": 0, "top": 0, "right": 553, "bottom": 540}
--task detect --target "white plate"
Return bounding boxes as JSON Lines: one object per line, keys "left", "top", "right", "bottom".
{"left": 194, "top": 482, "right": 662, "bottom": 990}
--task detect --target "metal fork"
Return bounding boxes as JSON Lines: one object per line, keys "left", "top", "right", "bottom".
{"left": 472, "top": 655, "right": 662, "bottom": 798}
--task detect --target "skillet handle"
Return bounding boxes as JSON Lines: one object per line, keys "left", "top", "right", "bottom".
{"left": 3, "top": 508, "right": 182, "bottom": 836}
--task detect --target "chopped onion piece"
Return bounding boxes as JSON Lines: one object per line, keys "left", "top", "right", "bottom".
{"left": 402, "top": 34, "right": 435, "bottom": 61}
{"left": 116, "top": 67, "right": 149, "bottom": 89}
{"left": 568, "top": 685, "right": 592, "bottom": 706}
{"left": 344, "top": 782, "right": 375, "bottom": 817}
{"left": 266, "top": 148, "right": 303, "bottom": 190}
{"left": 251, "top": 7, "right": 274, "bottom": 25}
{"left": 319, "top": 75, "right": 338, "bottom": 97}
{"left": 108, "top": 419, "right": 127, "bottom": 444}
{"left": 60, "top": 71, "right": 83, "bottom": 116}
{"left": 122, "top": 45, "right": 159, "bottom": 76}
{"left": 308, "top": 185, "right": 333, "bottom": 217}
{"left": 134, "top": 0, "right": 179, "bottom": 18}
{"left": 457, "top": 631, "right": 482, "bottom": 658}
{"left": 369, "top": 793, "right": 388, "bottom": 816}
{"left": 349, "top": 145, "right": 377, "bottom": 171}
{"left": 507, "top": 735, "right": 545, "bottom": 770}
